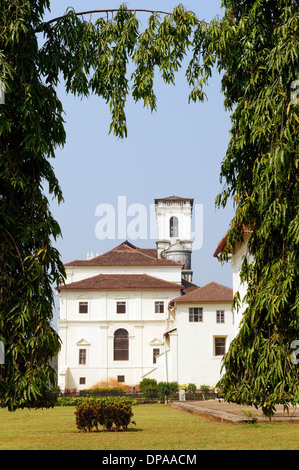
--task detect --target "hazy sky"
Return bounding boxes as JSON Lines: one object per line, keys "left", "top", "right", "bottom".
{"left": 42, "top": 1, "right": 235, "bottom": 316}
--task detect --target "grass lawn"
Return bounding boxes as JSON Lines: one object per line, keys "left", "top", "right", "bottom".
{"left": 0, "top": 404, "right": 298, "bottom": 450}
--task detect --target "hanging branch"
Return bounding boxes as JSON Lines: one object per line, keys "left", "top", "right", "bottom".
{"left": 42, "top": 8, "right": 172, "bottom": 27}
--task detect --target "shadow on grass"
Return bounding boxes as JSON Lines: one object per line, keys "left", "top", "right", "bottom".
{"left": 74, "top": 427, "right": 143, "bottom": 433}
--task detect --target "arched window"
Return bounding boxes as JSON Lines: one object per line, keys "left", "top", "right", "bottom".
{"left": 114, "top": 329, "right": 129, "bottom": 361}
{"left": 170, "top": 216, "right": 179, "bottom": 238}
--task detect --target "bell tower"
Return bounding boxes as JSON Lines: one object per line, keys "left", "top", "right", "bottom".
{"left": 154, "top": 196, "right": 194, "bottom": 282}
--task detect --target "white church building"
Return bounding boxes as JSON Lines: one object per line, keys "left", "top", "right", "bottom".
{"left": 57, "top": 196, "right": 237, "bottom": 392}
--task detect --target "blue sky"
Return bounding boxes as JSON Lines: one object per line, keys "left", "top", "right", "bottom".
{"left": 42, "top": 1, "right": 234, "bottom": 307}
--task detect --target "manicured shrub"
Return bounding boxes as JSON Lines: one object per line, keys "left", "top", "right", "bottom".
{"left": 81, "top": 386, "right": 125, "bottom": 397}
{"left": 187, "top": 383, "right": 196, "bottom": 392}
{"left": 75, "top": 398, "right": 136, "bottom": 432}
{"left": 156, "top": 381, "right": 179, "bottom": 402}
{"left": 57, "top": 395, "right": 137, "bottom": 407}
{"left": 139, "top": 378, "right": 158, "bottom": 398}
{"left": 75, "top": 400, "right": 97, "bottom": 432}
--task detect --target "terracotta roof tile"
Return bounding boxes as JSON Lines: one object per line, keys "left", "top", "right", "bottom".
{"left": 64, "top": 241, "right": 182, "bottom": 267}
{"left": 213, "top": 225, "right": 252, "bottom": 258}
{"left": 171, "top": 282, "right": 233, "bottom": 303}
{"left": 181, "top": 279, "right": 200, "bottom": 294}
{"left": 57, "top": 273, "right": 183, "bottom": 292}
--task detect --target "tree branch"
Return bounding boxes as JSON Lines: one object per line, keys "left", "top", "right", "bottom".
{"left": 42, "top": 8, "right": 172, "bottom": 27}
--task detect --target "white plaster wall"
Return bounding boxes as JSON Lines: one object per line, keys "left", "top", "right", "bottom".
{"left": 58, "top": 288, "right": 180, "bottom": 390}
{"left": 230, "top": 234, "right": 253, "bottom": 336}
{"left": 155, "top": 202, "right": 193, "bottom": 242}
{"left": 65, "top": 265, "right": 182, "bottom": 284}
{"left": 171, "top": 302, "right": 234, "bottom": 387}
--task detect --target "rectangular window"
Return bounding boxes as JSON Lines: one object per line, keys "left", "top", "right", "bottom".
{"left": 214, "top": 337, "right": 226, "bottom": 356}
{"left": 79, "top": 302, "right": 88, "bottom": 314}
{"left": 153, "top": 348, "right": 160, "bottom": 364}
{"left": 155, "top": 301, "right": 164, "bottom": 313}
{"left": 79, "top": 377, "right": 86, "bottom": 385}
{"left": 189, "top": 307, "right": 203, "bottom": 322}
{"left": 216, "top": 310, "right": 225, "bottom": 323}
{"left": 117, "top": 375, "right": 125, "bottom": 383}
{"left": 79, "top": 348, "right": 86, "bottom": 365}
{"left": 116, "top": 302, "right": 126, "bottom": 314}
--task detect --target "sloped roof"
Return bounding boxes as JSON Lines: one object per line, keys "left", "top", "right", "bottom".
{"left": 171, "top": 282, "right": 233, "bottom": 303}
{"left": 64, "top": 241, "right": 183, "bottom": 268}
{"left": 57, "top": 273, "right": 183, "bottom": 292}
{"left": 213, "top": 225, "right": 252, "bottom": 258}
{"left": 181, "top": 279, "right": 200, "bottom": 294}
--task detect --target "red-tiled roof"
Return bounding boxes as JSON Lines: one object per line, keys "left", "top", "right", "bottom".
{"left": 64, "top": 241, "right": 183, "bottom": 267}
{"left": 213, "top": 225, "right": 252, "bottom": 258}
{"left": 171, "top": 282, "right": 233, "bottom": 303}
{"left": 181, "top": 279, "right": 200, "bottom": 294}
{"left": 57, "top": 273, "right": 183, "bottom": 292}
{"left": 213, "top": 230, "right": 230, "bottom": 258}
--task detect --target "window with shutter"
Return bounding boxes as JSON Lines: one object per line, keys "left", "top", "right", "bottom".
{"left": 153, "top": 348, "right": 160, "bottom": 364}
{"left": 189, "top": 307, "right": 203, "bottom": 322}
{"left": 214, "top": 337, "right": 226, "bottom": 356}
{"left": 116, "top": 302, "right": 126, "bottom": 314}
{"left": 216, "top": 310, "right": 225, "bottom": 323}
{"left": 114, "top": 329, "right": 129, "bottom": 361}
{"left": 79, "top": 348, "right": 86, "bottom": 365}
{"left": 79, "top": 302, "right": 88, "bottom": 314}
{"left": 155, "top": 301, "right": 164, "bottom": 313}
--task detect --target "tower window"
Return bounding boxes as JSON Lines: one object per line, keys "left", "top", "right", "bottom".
{"left": 169, "top": 216, "right": 179, "bottom": 238}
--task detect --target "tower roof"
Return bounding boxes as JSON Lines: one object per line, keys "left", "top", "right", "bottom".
{"left": 154, "top": 195, "right": 194, "bottom": 207}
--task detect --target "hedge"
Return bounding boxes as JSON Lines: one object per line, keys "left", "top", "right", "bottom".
{"left": 75, "top": 398, "right": 136, "bottom": 432}
{"left": 57, "top": 395, "right": 137, "bottom": 407}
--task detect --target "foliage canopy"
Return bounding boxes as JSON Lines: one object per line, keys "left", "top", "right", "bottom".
{"left": 205, "top": 0, "right": 299, "bottom": 418}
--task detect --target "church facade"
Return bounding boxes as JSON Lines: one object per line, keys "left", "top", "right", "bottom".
{"left": 57, "top": 196, "right": 235, "bottom": 391}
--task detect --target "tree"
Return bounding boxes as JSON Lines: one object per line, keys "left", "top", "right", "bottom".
{"left": 188, "top": 0, "right": 299, "bottom": 418}
{"left": 0, "top": 1, "right": 199, "bottom": 410}
{"left": 156, "top": 381, "right": 179, "bottom": 403}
